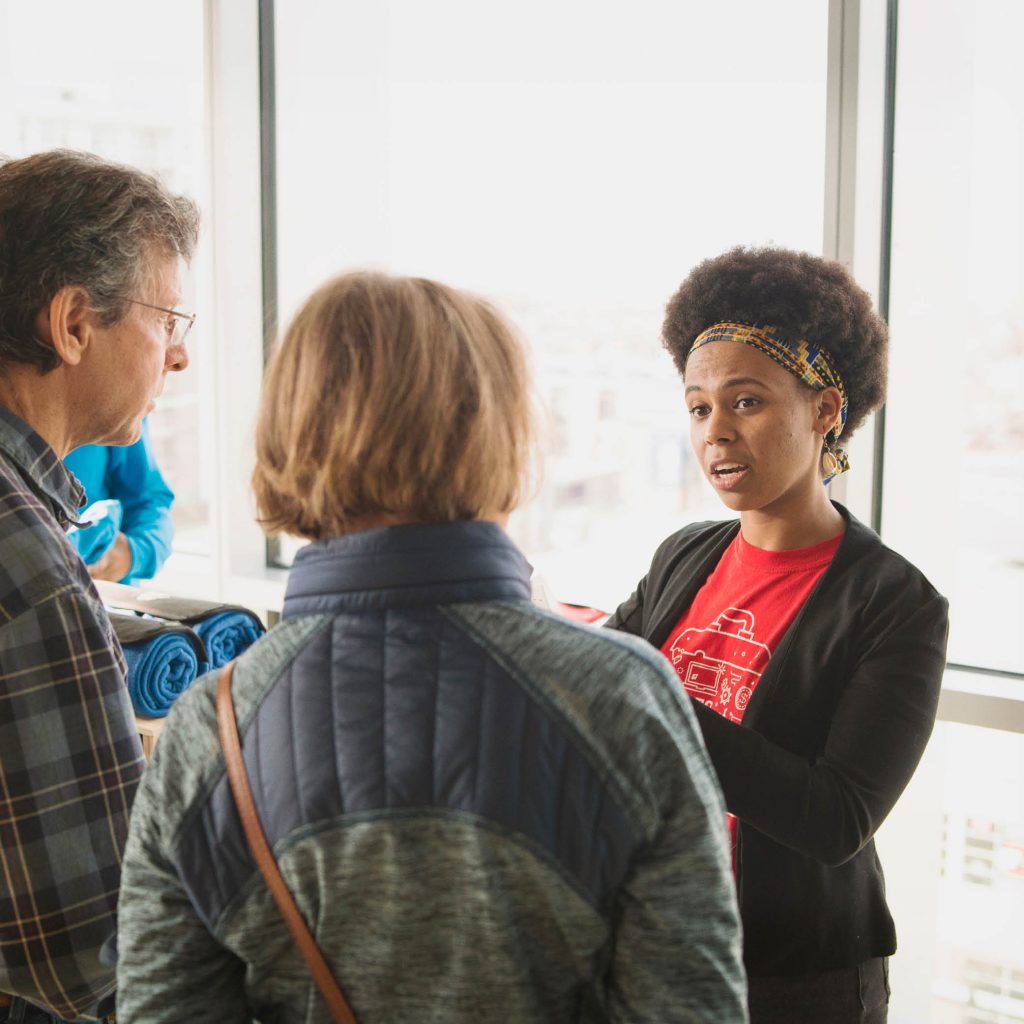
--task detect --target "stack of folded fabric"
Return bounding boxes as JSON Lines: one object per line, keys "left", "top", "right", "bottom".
{"left": 99, "top": 584, "right": 267, "bottom": 718}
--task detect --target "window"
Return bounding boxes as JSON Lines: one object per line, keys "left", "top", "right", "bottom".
{"left": 882, "top": 0, "right": 1023, "bottom": 677}
{"left": 273, "top": 0, "right": 830, "bottom": 608}
{"left": 0, "top": 0, "right": 214, "bottom": 558}
{"left": 882, "top": 714, "right": 1024, "bottom": 1024}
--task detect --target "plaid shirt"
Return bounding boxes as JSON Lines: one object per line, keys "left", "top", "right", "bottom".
{"left": 0, "top": 405, "right": 144, "bottom": 1021}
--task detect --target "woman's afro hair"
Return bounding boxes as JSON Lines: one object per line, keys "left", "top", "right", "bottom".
{"left": 663, "top": 246, "right": 888, "bottom": 439}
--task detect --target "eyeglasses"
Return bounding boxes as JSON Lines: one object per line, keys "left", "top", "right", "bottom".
{"left": 128, "top": 299, "right": 197, "bottom": 347}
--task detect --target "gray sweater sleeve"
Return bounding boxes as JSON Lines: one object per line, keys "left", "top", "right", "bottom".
{"left": 117, "top": 680, "right": 251, "bottom": 1024}
{"left": 603, "top": 680, "right": 748, "bottom": 1023}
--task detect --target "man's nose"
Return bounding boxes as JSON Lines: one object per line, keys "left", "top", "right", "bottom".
{"left": 166, "top": 341, "right": 189, "bottom": 373}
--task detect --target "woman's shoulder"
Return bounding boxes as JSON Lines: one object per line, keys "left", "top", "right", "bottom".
{"left": 646, "top": 516, "right": 740, "bottom": 576}
{"left": 838, "top": 510, "right": 947, "bottom": 604}
{"left": 654, "top": 516, "right": 737, "bottom": 553}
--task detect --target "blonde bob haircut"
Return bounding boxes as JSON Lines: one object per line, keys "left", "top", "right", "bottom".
{"left": 253, "top": 272, "right": 535, "bottom": 540}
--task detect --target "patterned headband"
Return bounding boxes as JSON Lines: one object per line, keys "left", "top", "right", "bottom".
{"left": 688, "top": 321, "right": 850, "bottom": 484}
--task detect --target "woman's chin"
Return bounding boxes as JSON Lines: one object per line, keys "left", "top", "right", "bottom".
{"left": 717, "top": 494, "right": 756, "bottom": 514}
{"left": 706, "top": 481, "right": 759, "bottom": 514}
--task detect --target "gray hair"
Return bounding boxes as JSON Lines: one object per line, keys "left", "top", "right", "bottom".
{"left": 0, "top": 149, "right": 200, "bottom": 373}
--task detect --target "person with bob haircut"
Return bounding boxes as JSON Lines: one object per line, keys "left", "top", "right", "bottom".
{"left": 606, "top": 247, "right": 949, "bottom": 1024}
{"left": 116, "top": 271, "right": 749, "bottom": 1023}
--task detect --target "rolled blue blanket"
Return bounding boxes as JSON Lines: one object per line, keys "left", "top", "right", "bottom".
{"left": 110, "top": 614, "right": 208, "bottom": 718}
{"left": 193, "top": 610, "right": 264, "bottom": 668}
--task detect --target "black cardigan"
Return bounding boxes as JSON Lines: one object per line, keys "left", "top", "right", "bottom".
{"left": 606, "top": 504, "right": 949, "bottom": 976}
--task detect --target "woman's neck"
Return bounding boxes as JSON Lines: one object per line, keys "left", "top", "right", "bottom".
{"left": 739, "top": 492, "right": 846, "bottom": 551}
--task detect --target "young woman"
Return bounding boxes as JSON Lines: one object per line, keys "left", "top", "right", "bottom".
{"left": 607, "top": 247, "right": 949, "bottom": 1024}
{"left": 115, "top": 272, "right": 747, "bottom": 1023}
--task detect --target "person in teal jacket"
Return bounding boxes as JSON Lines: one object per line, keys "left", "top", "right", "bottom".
{"left": 64, "top": 419, "right": 174, "bottom": 584}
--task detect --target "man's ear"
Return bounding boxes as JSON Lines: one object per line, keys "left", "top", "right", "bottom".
{"left": 36, "top": 285, "right": 95, "bottom": 367}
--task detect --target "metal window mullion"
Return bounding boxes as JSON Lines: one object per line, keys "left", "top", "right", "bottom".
{"left": 822, "top": 0, "right": 861, "bottom": 512}
{"left": 872, "top": 0, "right": 899, "bottom": 534}
{"left": 823, "top": 0, "right": 860, "bottom": 269}
{"left": 258, "top": 0, "right": 284, "bottom": 570}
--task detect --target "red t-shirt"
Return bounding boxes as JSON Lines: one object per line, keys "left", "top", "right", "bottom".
{"left": 660, "top": 528, "right": 843, "bottom": 856}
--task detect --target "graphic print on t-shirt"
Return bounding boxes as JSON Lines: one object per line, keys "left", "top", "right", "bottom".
{"left": 667, "top": 607, "right": 772, "bottom": 723}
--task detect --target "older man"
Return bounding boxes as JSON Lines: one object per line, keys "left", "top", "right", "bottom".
{"left": 0, "top": 150, "right": 199, "bottom": 1023}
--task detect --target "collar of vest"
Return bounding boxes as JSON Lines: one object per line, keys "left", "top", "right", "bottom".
{"left": 282, "top": 520, "right": 532, "bottom": 618}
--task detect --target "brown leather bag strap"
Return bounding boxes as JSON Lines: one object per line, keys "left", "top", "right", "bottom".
{"left": 216, "top": 660, "right": 358, "bottom": 1024}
